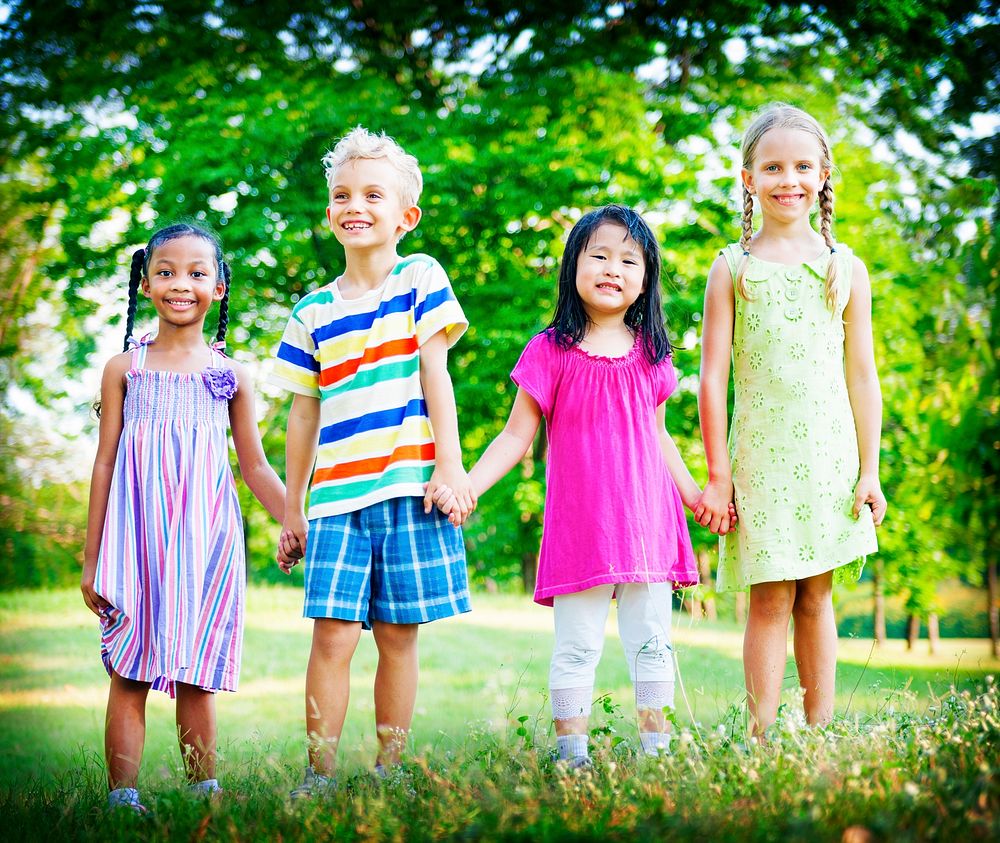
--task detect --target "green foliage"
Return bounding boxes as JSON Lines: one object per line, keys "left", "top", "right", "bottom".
{"left": 0, "top": 2, "right": 996, "bottom": 612}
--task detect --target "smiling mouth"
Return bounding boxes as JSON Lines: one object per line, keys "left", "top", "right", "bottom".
{"left": 342, "top": 221, "right": 372, "bottom": 231}
{"left": 773, "top": 194, "right": 805, "bottom": 205}
{"left": 165, "top": 299, "right": 196, "bottom": 307}
{"left": 597, "top": 283, "right": 622, "bottom": 291}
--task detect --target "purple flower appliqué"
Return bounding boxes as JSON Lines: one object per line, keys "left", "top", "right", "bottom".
{"left": 203, "top": 367, "right": 238, "bottom": 401}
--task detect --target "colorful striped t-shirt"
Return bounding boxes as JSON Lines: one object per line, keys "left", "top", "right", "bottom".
{"left": 270, "top": 253, "right": 467, "bottom": 519}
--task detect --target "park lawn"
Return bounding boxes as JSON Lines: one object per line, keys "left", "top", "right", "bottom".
{"left": 1, "top": 585, "right": 996, "bottom": 794}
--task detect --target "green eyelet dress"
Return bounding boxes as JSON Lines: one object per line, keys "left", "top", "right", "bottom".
{"left": 715, "top": 243, "right": 878, "bottom": 592}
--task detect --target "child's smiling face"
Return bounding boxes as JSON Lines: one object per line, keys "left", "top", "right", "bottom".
{"left": 141, "top": 235, "right": 224, "bottom": 329}
{"left": 742, "top": 127, "right": 830, "bottom": 224}
{"left": 574, "top": 222, "right": 646, "bottom": 320}
{"left": 326, "top": 157, "right": 421, "bottom": 251}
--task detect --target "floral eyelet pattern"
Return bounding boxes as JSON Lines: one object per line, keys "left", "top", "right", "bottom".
{"left": 719, "top": 243, "right": 877, "bottom": 594}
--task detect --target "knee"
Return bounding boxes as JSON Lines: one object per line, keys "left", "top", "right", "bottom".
{"left": 550, "top": 642, "right": 602, "bottom": 687}
{"left": 793, "top": 588, "right": 832, "bottom": 621}
{"left": 372, "top": 622, "right": 418, "bottom": 657}
{"left": 749, "top": 585, "right": 795, "bottom": 624}
{"left": 628, "top": 637, "right": 674, "bottom": 681}
{"left": 311, "top": 620, "right": 360, "bottom": 663}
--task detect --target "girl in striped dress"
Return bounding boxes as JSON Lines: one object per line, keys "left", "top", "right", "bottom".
{"left": 81, "top": 223, "right": 293, "bottom": 812}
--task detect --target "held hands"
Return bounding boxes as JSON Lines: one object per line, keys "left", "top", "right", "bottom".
{"left": 424, "top": 466, "right": 477, "bottom": 527}
{"left": 693, "top": 479, "right": 739, "bottom": 535}
{"left": 276, "top": 513, "right": 307, "bottom": 574}
{"left": 853, "top": 474, "right": 888, "bottom": 527}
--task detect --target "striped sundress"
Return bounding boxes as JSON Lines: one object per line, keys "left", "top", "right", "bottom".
{"left": 95, "top": 338, "right": 245, "bottom": 697}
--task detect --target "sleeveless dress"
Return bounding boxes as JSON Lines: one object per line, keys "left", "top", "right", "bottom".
{"left": 715, "top": 244, "right": 878, "bottom": 592}
{"left": 94, "top": 338, "right": 246, "bottom": 696}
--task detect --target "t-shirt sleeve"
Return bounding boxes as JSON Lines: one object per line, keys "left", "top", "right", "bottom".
{"left": 654, "top": 354, "right": 679, "bottom": 406}
{"left": 269, "top": 303, "right": 320, "bottom": 397}
{"left": 414, "top": 257, "right": 468, "bottom": 348}
{"left": 510, "top": 333, "right": 557, "bottom": 417}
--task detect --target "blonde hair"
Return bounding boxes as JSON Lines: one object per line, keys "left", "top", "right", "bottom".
{"left": 735, "top": 104, "right": 839, "bottom": 309}
{"left": 321, "top": 126, "right": 423, "bottom": 208}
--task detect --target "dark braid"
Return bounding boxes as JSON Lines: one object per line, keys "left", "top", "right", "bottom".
{"left": 122, "top": 248, "right": 145, "bottom": 351}
{"left": 214, "top": 261, "right": 231, "bottom": 346}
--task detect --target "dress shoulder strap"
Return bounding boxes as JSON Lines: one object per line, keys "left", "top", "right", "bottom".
{"left": 719, "top": 243, "right": 744, "bottom": 281}
{"left": 130, "top": 334, "right": 153, "bottom": 370}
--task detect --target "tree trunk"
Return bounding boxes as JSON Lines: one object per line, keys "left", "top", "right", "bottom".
{"left": 735, "top": 590, "right": 747, "bottom": 626}
{"left": 906, "top": 614, "right": 920, "bottom": 650}
{"left": 685, "top": 589, "right": 699, "bottom": 618}
{"left": 521, "top": 551, "right": 537, "bottom": 594}
{"left": 872, "top": 559, "right": 887, "bottom": 645}
{"left": 989, "top": 555, "right": 999, "bottom": 659}
{"left": 698, "top": 550, "right": 717, "bottom": 621}
{"left": 927, "top": 613, "right": 939, "bottom": 655}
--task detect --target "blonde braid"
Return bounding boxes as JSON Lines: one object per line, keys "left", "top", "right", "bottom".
{"left": 735, "top": 185, "right": 755, "bottom": 301}
{"left": 818, "top": 176, "right": 838, "bottom": 310}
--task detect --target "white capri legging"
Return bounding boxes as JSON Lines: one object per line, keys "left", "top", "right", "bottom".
{"left": 549, "top": 582, "right": 675, "bottom": 720}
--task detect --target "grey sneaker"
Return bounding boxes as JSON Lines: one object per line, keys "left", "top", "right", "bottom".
{"left": 108, "top": 786, "right": 149, "bottom": 814}
{"left": 290, "top": 766, "right": 336, "bottom": 800}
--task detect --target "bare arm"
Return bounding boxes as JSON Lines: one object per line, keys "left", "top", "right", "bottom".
{"left": 228, "top": 360, "right": 286, "bottom": 522}
{"left": 844, "top": 256, "right": 887, "bottom": 526}
{"left": 696, "top": 255, "right": 736, "bottom": 533}
{"left": 420, "top": 328, "right": 475, "bottom": 520}
{"left": 467, "top": 388, "right": 543, "bottom": 498}
{"left": 81, "top": 354, "right": 129, "bottom": 615}
{"left": 656, "top": 403, "right": 701, "bottom": 511}
{"left": 280, "top": 392, "right": 320, "bottom": 566}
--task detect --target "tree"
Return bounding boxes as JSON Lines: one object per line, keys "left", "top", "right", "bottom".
{"left": 0, "top": 1, "right": 995, "bottom": 607}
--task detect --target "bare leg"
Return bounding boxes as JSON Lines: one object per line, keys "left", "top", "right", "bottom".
{"left": 554, "top": 714, "right": 590, "bottom": 737}
{"left": 743, "top": 581, "right": 796, "bottom": 738}
{"left": 305, "top": 618, "right": 362, "bottom": 776}
{"left": 371, "top": 621, "right": 419, "bottom": 768}
{"left": 791, "top": 570, "right": 837, "bottom": 726}
{"left": 175, "top": 681, "right": 217, "bottom": 782}
{"left": 105, "top": 672, "right": 152, "bottom": 790}
{"left": 636, "top": 708, "right": 666, "bottom": 734}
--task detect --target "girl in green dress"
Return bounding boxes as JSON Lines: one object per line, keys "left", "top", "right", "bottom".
{"left": 696, "top": 104, "right": 887, "bottom": 739}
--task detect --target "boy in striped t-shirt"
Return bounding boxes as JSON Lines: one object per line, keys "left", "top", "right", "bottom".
{"left": 271, "top": 127, "right": 475, "bottom": 795}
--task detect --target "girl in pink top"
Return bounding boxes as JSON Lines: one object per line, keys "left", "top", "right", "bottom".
{"left": 434, "top": 205, "right": 732, "bottom": 768}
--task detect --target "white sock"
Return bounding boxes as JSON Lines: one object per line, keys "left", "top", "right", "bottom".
{"left": 189, "top": 778, "right": 220, "bottom": 793}
{"left": 639, "top": 732, "right": 671, "bottom": 756}
{"left": 556, "top": 733, "right": 589, "bottom": 761}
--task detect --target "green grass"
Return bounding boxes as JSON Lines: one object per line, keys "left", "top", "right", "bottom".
{"left": 1, "top": 587, "right": 998, "bottom": 841}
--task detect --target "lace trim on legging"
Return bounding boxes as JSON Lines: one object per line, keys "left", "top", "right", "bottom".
{"left": 551, "top": 686, "right": 593, "bottom": 720}
{"left": 634, "top": 680, "right": 675, "bottom": 712}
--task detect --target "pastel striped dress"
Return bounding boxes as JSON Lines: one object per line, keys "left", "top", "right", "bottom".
{"left": 95, "top": 339, "right": 245, "bottom": 696}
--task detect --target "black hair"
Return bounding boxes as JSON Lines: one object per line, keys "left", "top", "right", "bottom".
{"left": 121, "top": 222, "right": 232, "bottom": 351}
{"left": 546, "top": 204, "right": 671, "bottom": 364}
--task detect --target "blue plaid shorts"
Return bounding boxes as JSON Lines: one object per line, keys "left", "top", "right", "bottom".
{"left": 303, "top": 496, "right": 471, "bottom": 627}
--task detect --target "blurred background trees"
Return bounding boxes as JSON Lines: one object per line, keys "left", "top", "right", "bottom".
{"left": 1, "top": 1, "right": 996, "bottom": 648}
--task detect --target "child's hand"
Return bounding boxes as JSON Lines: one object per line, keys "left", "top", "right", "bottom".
{"left": 80, "top": 563, "right": 110, "bottom": 616}
{"left": 427, "top": 483, "right": 461, "bottom": 524}
{"left": 423, "top": 467, "right": 477, "bottom": 527}
{"left": 693, "top": 479, "right": 736, "bottom": 535}
{"left": 277, "top": 514, "right": 308, "bottom": 574}
{"left": 853, "top": 474, "right": 887, "bottom": 527}
{"left": 277, "top": 529, "right": 303, "bottom": 573}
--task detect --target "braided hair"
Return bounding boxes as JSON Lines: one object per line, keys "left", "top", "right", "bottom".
{"left": 735, "top": 104, "right": 839, "bottom": 309}
{"left": 120, "top": 222, "right": 231, "bottom": 351}
{"left": 547, "top": 204, "right": 671, "bottom": 365}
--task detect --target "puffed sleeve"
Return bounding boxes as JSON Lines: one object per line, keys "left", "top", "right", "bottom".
{"left": 510, "top": 332, "right": 558, "bottom": 418}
